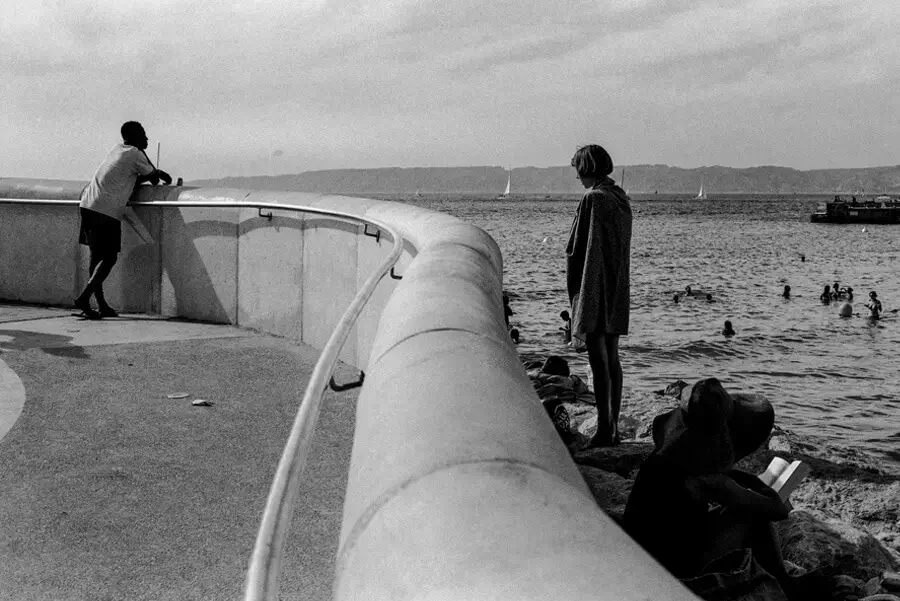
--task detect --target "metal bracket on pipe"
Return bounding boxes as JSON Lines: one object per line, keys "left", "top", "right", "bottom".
{"left": 363, "top": 224, "right": 380, "bottom": 243}
{"left": 390, "top": 267, "right": 402, "bottom": 280}
{"left": 259, "top": 208, "right": 273, "bottom": 220}
{"left": 329, "top": 371, "right": 365, "bottom": 392}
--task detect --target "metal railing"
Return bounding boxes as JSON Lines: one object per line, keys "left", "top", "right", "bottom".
{"left": 0, "top": 195, "right": 405, "bottom": 601}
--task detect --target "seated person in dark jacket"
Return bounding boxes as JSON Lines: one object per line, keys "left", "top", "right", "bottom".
{"left": 624, "top": 378, "right": 836, "bottom": 600}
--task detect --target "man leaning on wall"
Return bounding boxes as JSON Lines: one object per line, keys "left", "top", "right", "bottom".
{"left": 74, "top": 121, "right": 171, "bottom": 319}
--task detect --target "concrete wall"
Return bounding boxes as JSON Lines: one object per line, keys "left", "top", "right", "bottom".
{"left": 1, "top": 178, "right": 697, "bottom": 599}
{"left": 0, "top": 180, "right": 410, "bottom": 370}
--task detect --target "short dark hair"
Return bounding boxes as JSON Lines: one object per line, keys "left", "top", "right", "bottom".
{"left": 121, "top": 121, "right": 145, "bottom": 140}
{"left": 571, "top": 144, "right": 613, "bottom": 178}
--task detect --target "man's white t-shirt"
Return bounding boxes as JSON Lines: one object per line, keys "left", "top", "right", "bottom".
{"left": 79, "top": 144, "right": 154, "bottom": 220}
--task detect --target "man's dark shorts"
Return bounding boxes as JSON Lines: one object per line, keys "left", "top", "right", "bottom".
{"left": 78, "top": 208, "right": 121, "bottom": 257}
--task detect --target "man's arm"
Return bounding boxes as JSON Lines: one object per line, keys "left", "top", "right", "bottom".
{"left": 135, "top": 149, "right": 172, "bottom": 186}
{"left": 137, "top": 169, "right": 172, "bottom": 186}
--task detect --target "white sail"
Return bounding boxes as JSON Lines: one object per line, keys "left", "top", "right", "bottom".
{"left": 501, "top": 171, "right": 511, "bottom": 197}
{"left": 696, "top": 178, "right": 707, "bottom": 199}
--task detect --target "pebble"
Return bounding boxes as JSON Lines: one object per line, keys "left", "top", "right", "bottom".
{"left": 191, "top": 399, "right": 213, "bottom": 407}
{"left": 166, "top": 392, "right": 189, "bottom": 399}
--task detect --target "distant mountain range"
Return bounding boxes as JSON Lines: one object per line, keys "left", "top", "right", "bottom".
{"left": 189, "top": 164, "right": 900, "bottom": 195}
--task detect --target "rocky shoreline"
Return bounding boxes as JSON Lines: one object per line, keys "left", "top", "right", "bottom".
{"left": 527, "top": 360, "right": 900, "bottom": 598}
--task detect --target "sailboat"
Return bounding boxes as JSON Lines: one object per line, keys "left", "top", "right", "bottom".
{"left": 498, "top": 170, "right": 511, "bottom": 198}
{"left": 696, "top": 177, "right": 708, "bottom": 200}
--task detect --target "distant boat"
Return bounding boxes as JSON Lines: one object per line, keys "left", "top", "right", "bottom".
{"left": 498, "top": 170, "right": 511, "bottom": 198}
{"left": 696, "top": 178, "right": 708, "bottom": 200}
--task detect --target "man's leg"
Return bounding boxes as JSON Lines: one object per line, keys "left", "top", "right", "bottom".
{"left": 75, "top": 251, "right": 117, "bottom": 317}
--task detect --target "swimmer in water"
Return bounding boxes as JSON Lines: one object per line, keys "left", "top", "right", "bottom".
{"left": 820, "top": 285, "right": 832, "bottom": 303}
{"left": 684, "top": 285, "right": 693, "bottom": 296}
{"left": 845, "top": 286, "right": 854, "bottom": 301}
{"left": 559, "top": 310, "right": 572, "bottom": 344}
{"left": 832, "top": 282, "right": 842, "bottom": 300}
{"left": 722, "top": 320, "right": 736, "bottom": 337}
{"left": 782, "top": 285, "right": 791, "bottom": 299}
{"left": 706, "top": 293, "right": 714, "bottom": 303}
{"left": 503, "top": 293, "right": 514, "bottom": 327}
{"left": 865, "top": 291, "right": 882, "bottom": 320}
{"left": 673, "top": 294, "right": 680, "bottom": 304}
{"left": 510, "top": 328, "right": 520, "bottom": 343}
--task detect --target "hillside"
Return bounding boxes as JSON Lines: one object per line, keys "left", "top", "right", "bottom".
{"left": 189, "top": 164, "right": 900, "bottom": 195}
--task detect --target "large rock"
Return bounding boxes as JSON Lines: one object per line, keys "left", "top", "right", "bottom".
{"left": 572, "top": 442, "right": 654, "bottom": 478}
{"left": 576, "top": 464, "right": 633, "bottom": 525}
{"left": 777, "top": 510, "right": 899, "bottom": 581}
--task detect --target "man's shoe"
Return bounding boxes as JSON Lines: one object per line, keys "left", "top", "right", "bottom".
{"left": 98, "top": 306, "right": 118, "bottom": 318}
{"left": 74, "top": 298, "right": 102, "bottom": 320}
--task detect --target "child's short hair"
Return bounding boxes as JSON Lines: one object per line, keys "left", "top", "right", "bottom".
{"left": 571, "top": 144, "right": 613, "bottom": 178}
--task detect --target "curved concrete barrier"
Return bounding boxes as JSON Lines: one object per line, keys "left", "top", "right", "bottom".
{"left": 0, "top": 178, "right": 698, "bottom": 599}
{"left": 335, "top": 208, "right": 699, "bottom": 598}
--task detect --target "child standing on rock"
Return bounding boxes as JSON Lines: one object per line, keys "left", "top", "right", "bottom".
{"left": 566, "top": 144, "right": 632, "bottom": 447}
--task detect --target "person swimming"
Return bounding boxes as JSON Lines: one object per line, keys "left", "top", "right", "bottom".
{"left": 782, "top": 285, "right": 791, "bottom": 299}
{"left": 705, "top": 293, "right": 714, "bottom": 303}
{"left": 831, "top": 282, "right": 844, "bottom": 300}
{"left": 838, "top": 302, "right": 853, "bottom": 318}
{"left": 866, "top": 291, "right": 882, "bottom": 320}
{"left": 722, "top": 320, "right": 736, "bottom": 337}
{"left": 820, "top": 285, "right": 832, "bottom": 303}
{"left": 559, "top": 310, "right": 572, "bottom": 344}
{"left": 510, "top": 328, "right": 520, "bottom": 343}
{"left": 673, "top": 294, "right": 679, "bottom": 304}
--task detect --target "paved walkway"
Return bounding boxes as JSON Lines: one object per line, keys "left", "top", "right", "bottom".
{"left": 0, "top": 303, "right": 359, "bottom": 601}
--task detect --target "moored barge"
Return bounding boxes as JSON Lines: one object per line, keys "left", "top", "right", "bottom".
{"left": 811, "top": 195, "right": 900, "bottom": 224}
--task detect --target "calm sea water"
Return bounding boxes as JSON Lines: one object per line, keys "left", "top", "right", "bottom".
{"left": 380, "top": 192, "right": 900, "bottom": 471}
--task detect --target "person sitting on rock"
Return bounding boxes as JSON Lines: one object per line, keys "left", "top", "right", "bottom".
{"left": 623, "top": 378, "right": 839, "bottom": 600}
{"left": 722, "top": 320, "right": 736, "bottom": 337}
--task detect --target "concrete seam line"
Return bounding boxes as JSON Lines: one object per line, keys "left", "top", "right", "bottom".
{"left": 366, "top": 327, "right": 512, "bottom": 367}
{"left": 334, "top": 457, "right": 596, "bottom": 576}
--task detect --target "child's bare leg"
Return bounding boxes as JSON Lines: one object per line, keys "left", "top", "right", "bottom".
{"left": 606, "top": 334, "right": 622, "bottom": 443}
{"left": 587, "top": 333, "right": 616, "bottom": 446}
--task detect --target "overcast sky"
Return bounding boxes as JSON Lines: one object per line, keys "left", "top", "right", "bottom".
{"left": 3, "top": 0, "right": 899, "bottom": 180}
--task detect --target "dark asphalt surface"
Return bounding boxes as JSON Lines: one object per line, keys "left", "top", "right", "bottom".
{"left": 0, "top": 318, "right": 358, "bottom": 601}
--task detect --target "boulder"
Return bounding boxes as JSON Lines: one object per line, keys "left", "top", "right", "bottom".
{"left": 573, "top": 442, "right": 655, "bottom": 478}
{"left": 577, "top": 465, "right": 633, "bottom": 525}
{"left": 776, "top": 510, "right": 899, "bottom": 581}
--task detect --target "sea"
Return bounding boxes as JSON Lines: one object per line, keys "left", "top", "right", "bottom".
{"left": 374, "top": 192, "right": 900, "bottom": 473}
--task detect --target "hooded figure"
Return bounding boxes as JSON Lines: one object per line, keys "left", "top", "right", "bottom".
{"left": 623, "top": 379, "right": 793, "bottom": 584}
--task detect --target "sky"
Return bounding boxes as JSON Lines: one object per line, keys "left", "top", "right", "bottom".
{"left": 3, "top": 0, "right": 900, "bottom": 180}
